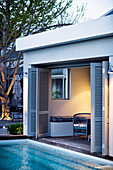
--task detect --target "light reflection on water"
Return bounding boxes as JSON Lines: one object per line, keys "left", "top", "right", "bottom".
{"left": 20, "top": 146, "right": 30, "bottom": 170}
{"left": 0, "top": 140, "right": 113, "bottom": 170}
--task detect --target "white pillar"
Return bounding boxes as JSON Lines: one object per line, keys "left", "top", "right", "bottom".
{"left": 102, "top": 61, "right": 109, "bottom": 156}
{"left": 23, "top": 57, "right": 29, "bottom": 135}
{"left": 62, "top": 78, "right": 64, "bottom": 98}
{"left": 23, "top": 73, "right": 28, "bottom": 135}
{"left": 65, "top": 69, "right": 68, "bottom": 99}
{"left": 109, "top": 56, "right": 113, "bottom": 157}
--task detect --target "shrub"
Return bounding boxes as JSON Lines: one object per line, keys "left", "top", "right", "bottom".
{"left": 7, "top": 123, "right": 23, "bottom": 135}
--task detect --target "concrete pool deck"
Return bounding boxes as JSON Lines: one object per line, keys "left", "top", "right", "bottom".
{"left": 0, "top": 134, "right": 28, "bottom": 140}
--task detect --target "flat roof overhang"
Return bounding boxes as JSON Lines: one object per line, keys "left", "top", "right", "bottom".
{"left": 16, "top": 15, "right": 113, "bottom": 52}
{"left": 31, "top": 56, "right": 109, "bottom": 69}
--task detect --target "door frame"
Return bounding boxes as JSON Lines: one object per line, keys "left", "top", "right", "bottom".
{"left": 36, "top": 68, "right": 50, "bottom": 138}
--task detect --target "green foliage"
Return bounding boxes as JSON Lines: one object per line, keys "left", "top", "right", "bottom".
{"left": 52, "top": 90, "right": 62, "bottom": 99}
{"left": 0, "top": 0, "right": 86, "bottom": 52}
{"left": 0, "top": 0, "right": 75, "bottom": 51}
{"left": 0, "top": 0, "right": 74, "bottom": 119}
{"left": 16, "top": 126, "right": 23, "bottom": 135}
{"left": 0, "top": 0, "right": 86, "bottom": 119}
{"left": 7, "top": 123, "right": 23, "bottom": 135}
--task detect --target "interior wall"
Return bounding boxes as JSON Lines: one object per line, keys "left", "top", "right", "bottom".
{"left": 50, "top": 67, "right": 91, "bottom": 117}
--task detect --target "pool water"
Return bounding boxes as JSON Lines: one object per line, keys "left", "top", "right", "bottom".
{"left": 0, "top": 139, "right": 113, "bottom": 170}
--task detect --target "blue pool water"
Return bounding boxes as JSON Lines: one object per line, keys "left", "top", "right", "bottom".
{"left": 0, "top": 139, "right": 113, "bottom": 170}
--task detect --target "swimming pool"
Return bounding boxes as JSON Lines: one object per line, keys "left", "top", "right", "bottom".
{"left": 0, "top": 139, "right": 113, "bottom": 170}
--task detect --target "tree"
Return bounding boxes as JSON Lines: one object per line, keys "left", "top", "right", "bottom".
{"left": 0, "top": 0, "right": 85, "bottom": 120}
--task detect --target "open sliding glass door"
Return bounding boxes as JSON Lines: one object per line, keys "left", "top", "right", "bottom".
{"left": 28, "top": 67, "right": 50, "bottom": 138}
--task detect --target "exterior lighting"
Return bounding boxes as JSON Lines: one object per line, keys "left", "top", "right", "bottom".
{"left": 24, "top": 72, "right": 28, "bottom": 77}
{"left": 108, "top": 65, "right": 113, "bottom": 74}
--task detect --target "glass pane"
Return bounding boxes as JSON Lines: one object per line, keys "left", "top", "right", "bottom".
{"left": 51, "top": 68, "right": 69, "bottom": 99}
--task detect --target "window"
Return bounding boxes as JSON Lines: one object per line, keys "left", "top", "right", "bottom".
{"left": 51, "top": 68, "right": 70, "bottom": 99}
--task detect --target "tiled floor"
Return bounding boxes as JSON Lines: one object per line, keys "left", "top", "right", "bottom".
{"left": 38, "top": 136, "right": 90, "bottom": 152}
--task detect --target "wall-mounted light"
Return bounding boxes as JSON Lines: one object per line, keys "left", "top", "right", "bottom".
{"left": 24, "top": 72, "right": 28, "bottom": 77}
{"left": 108, "top": 64, "right": 113, "bottom": 74}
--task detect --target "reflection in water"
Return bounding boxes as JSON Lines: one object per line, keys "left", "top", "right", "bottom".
{"left": 0, "top": 141, "right": 113, "bottom": 170}
{"left": 20, "top": 146, "right": 30, "bottom": 170}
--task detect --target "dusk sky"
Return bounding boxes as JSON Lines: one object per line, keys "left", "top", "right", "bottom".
{"left": 85, "top": 0, "right": 113, "bottom": 19}
{"left": 69, "top": 0, "right": 113, "bottom": 23}
{"left": 72, "top": 0, "right": 113, "bottom": 22}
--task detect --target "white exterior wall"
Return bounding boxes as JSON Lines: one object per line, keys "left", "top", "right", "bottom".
{"left": 23, "top": 40, "right": 113, "bottom": 132}
{"left": 23, "top": 37, "right": 113, "bottom": 135}
{"left": 16, "top": 15, "right": 113, "bottom": 52}
{"left": 24, "top": 37, "right": 113, "bottom": 70}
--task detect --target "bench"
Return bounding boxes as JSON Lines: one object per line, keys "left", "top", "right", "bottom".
{"left": 50, "top": 116, "right": 73, "bottom": 137}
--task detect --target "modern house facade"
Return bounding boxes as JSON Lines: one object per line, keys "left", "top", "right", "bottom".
{"left": 16, "top": 12, "right": 113, "bottom": 157}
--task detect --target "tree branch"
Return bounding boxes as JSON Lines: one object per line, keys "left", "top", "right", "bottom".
{"left": 0, "top": 63, "right": 5, "bottom": 83}
{"left": 7, "top": 52, "right": 22, "bottom": 95}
